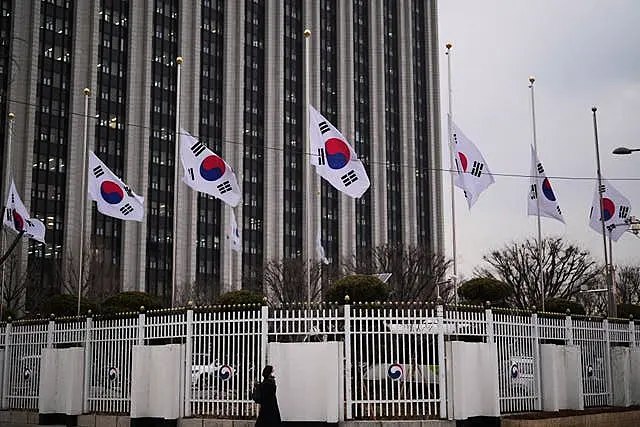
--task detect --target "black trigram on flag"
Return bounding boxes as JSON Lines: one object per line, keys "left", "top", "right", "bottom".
{"left": 317, "top": 148, "right": 326, "bottom": 166}
{"left": 5, "top": 209, "right": 11, "bottom": 222}
{"left": 619, "top": 206, "right": 630, "bottom": 219}
{"left": 471, "top": 161, "right": 484, "bottom": 177}
{"left": 123, "top": 185, "right": 134, "bottom": 197}
{"left": 529, "top": 184, "right": 538, "bottom": 200}
{"left": 318, "top": 121, "right": 331, "bottom": 135}
{"left": 217, "top": 180, "right": 232, "bottom": 194}
{"left": 188, "top": 168, "right": 195, "bottom": 181}
{"left": 93, "top": 165, "right": 105, "bottom": 178}
{"left": 606, "top": 223, "right": 619, "bottom": 232}
{"left": 120, "top": 203, "right": 134, "bottom": 216}
{"left": 557, "top": 206, "right": 562, "bottom": 216}
{"left": 190, "top": 141, "right": 206, "bottom": 157}
{"left": 341, "top": 170, "right": 358, "bottom": 187}
{"left": 537, "top": 163, "right": 544, "bottom": 174}
{"left": 599, "top": 184, "right": 606, "bottom": 194}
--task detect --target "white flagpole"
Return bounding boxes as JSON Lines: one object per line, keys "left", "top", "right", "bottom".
{"left": 171, "top": 56, "right": 183, "bottom": 308}
{"left": 591, "top": 106, "right": 615, "bottom": 317}
{"left": 304, "top": 29, "right": 312, "bottom": 307}
{"left": 229, "top": 206, "right": 234, "bottom": 290}
{"left": 445, "top": 43, "right": 458, "bottom": 306}
{"left": 528, "top": 77, "right": 545, "bottom": 312}
{"left": 78, "top": 88, "right": 91, "bottom": 316}
{"left": 1, "top": 112, "right": 15, "bottom": 319}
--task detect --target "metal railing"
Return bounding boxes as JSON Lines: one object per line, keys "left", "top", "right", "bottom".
{"left": 0, "top": 304, "right": 637, "bottom": 418}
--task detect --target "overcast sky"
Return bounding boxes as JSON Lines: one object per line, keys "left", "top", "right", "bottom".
{"left": 437, "top": 0, "right": 640, "bottom": 279}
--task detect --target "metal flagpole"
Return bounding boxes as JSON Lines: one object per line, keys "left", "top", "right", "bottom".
{"left": 1, "top": 112, "right": 15, "bottom": 320}
{"left": 171, "top": 56, "right": 183, "bottom": 308}
{"left": 445, "top": 43, "right": 458, "bottom": 306}
{"left": 591, "top": 107, "right": 616, "bottom": 317}
{"left": 528, "top": 76, "right": 545, "bottom": 312}
{"left": 78, "top": 88, "right": 91, "bottom": 316}
{"left": 304, "top": 29, "right": 311, "bottom": 307}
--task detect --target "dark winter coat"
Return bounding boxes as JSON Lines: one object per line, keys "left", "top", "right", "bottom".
{"left": 256, "top": 377, "right": 281, "bottom": 427}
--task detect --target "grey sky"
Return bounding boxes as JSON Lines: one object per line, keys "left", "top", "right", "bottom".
{"left": 437, "top": 0, "right": 640, "bottom": 279}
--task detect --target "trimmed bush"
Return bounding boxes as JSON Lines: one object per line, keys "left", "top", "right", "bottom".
{"left": 101, "top": 291, "right": 163, "bottom": 314}
{"left": 458, "top": 277, "right": 512, "bottom": 306}
{"left": 43, "top": 294, "right": 97, "bottom": 317}
{"left": 216, "top": 290, "right": 264, "bottom": 306}
{"left": 617, "top": 303, "right": 640, "bottom": 320}
{"left": 544, "top": 297, "right": 585, "bottom": 315}
{"left": 325, "top": 275, "right": 391, "bottom": 303}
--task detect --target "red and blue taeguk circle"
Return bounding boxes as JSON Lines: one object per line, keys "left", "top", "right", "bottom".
{"left": 325, "top": 138, "right": 351, "bottom": 170}
{"left": 457, "top": 152, "right": 468, "bottom": 172}
{"left": 12, "top": 210, "right": 24, "bottom": 231}
{"left": 100, "top": 181, "right": 124, "bottom": 204}
{"left": 542, "top": 178, "right": 556, "bottom": 201}
{"left": 200, "top": 155, "right": 226, "bottom": 181}
{"left": 601, "top": 198, "right": 615, "bottom": 221}
{"left": 387, "top": 363, "right": 403, "bottom": 380}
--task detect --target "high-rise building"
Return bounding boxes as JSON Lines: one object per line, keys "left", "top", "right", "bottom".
{"left": 1, "top": 0, "right": 443, "bottom": 307}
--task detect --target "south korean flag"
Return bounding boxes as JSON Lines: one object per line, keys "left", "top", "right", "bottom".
{"left": 180, "top": 129, "right": 241, "bottom": 207}
{"left": 308, "top": 105, "right": 370, "bottom": 198}
{"left": 88, "top": 152, "right": 145, "bottom": 221}
{"left": 450, "top": 117, "right": 495, "bottom": 208}
{"left": 589, "top": 179, "right": 632, "bottom": 242}
{"left": 3, "top": 179, "right": 46, "bottom": 243}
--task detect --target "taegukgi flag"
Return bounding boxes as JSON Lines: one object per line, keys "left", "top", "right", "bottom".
{"left": 309, "top": 105, "right": 370, "bottom": 198}
{"left": 180, "top": 129, "right": 241, "bottom": 207}
{"left": 449, "top": 117, "right": 495, "bottom": 208}
{"left": 589, "top": 179, "right": 632, "bottom": 242}
{"left": 88, "top": 151, "right": 145, "bottom": 221}
{"left": 228, "top": 208, "right": 241, "bottom": 253}
{"left": 3, "top": 179, "right": 46, "bottom": 243}
{"left": 528, "top": 145, "right": 564, "bottom": 224}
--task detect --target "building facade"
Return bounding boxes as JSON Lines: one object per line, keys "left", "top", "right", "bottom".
{"left": 0, "top": 0, "right": 443, "bottom": 306}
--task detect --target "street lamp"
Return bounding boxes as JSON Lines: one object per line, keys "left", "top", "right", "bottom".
{"left": 612, "top": 147, "right": 640, "bottom": 155}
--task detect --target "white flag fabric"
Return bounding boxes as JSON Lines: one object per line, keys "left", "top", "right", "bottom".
{"left": 316, "top": 229, "right": 329, "bottom": 265}
{"left": 528, "top": 146, "right": 565, "bottom": 224}
{"left": 3, "top": 180, "right": 46, "bottom": 243}
{"left": 88, "top": 152, "right": 145, "bottom": 221}
{"left": 229, "top": 208, "right": 241, "bottom": 253}
{"left": 180, "top": 129, "right": 241, "bottom": 207}
{"left": 589, "top": 179, "right": 632, "bottom": 242}
{"left": 450, "top": 118, "right": 495, "bottom": 208}
{"left": 309, "top": 105, "right": 370, "bottom": 198}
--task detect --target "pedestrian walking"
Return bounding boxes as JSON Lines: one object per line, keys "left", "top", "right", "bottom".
{"left": 255, "top": 365, "right": 281, "bottom": 427}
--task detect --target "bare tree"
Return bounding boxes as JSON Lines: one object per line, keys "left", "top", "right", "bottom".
{"left": 262, "top": 258, "right": 330, "bottom": 304}
{"left": 0, "top": 253, "right": 29, "bottom": 316}
{"left": 343, "top": 244, "right": 452, "bottom": 302}
{"left": 177, "top": 278, "right": 219, "bottom": 306}
{"left": 616, "top": 265, "right": 640, "bottom": 305}
{"left": 58, "top": 245, "right": 120, "bottom": 302}
{"left": 476, "top": 237, "right": 603, "bottom": 310}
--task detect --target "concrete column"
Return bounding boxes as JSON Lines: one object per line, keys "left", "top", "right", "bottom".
{"left": 122, "top": 0, "right": 154, "bottom": 291}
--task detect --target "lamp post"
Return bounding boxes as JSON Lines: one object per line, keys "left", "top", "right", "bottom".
{"left": 612, "top": 147, "right": 640, "bottom": 155}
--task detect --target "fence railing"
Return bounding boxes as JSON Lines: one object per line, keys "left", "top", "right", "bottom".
{"left": 0, "top": 304, "right": 637, "bottom": 419}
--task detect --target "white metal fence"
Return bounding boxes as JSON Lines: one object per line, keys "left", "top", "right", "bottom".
{"left": 0, "top": 304, "right": 637, "bottom": 419}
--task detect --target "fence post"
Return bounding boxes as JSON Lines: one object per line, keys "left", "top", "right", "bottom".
{"left": 565, "top": 314, "right": 573, "bottom": 346}
{"left": 2, "top": 321, "right": 12, "bottom": 409}
{"left": 485, "top": 305, "right": 494, "bottom": 344}
{"left": 603, "top": 318, "right": 613, "bottom": 406}
{"left": 46, "top": 316, "right": 55, "bottom": 348}
{"left": 183, "top": 308, "right": 194, "bottom": 418}
{"left": 82, "top": 314, "right": 93, "bottom": 413}
{"left": 343, "top": 303, "right": 352, "bottom": 420}
{"left": 260, "top": 305, "right": 268, "bottom": 374}
{"left": 531, "top": 312, "right": 542, "bottom": 410}
{"left": 437, "top": 304, "right": 447, "bottom": 419}
{"left": 137, "top": 310, "right": 146, "bottom": 346}
{"left": 630, "top": 319, "right": 636, "bottom": 348}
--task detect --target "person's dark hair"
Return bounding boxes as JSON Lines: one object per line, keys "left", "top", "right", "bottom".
{"left": 262, "top": 365, "right": 274, "bottom": 379}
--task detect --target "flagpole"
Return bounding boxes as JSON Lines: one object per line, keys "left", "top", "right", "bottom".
{"left": 1, "top": 112, "right": 15, "bottom": 319}
{"left": 304, "top": 29, "right": 312, "bottom": 308}
{"left": 77, "top": 88, "right": 91, "bottom": 316}
{"left": 445, "top": 43, "right": 458, "bottom": 306}
{"left": 171, "top": 56, "right": 183, "bottom": 308}
{"left": 528, "top": 77, "right": 545, "bottom": 312}
{"left": 591, "top": 106, "right": 615, "bottom": 317}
